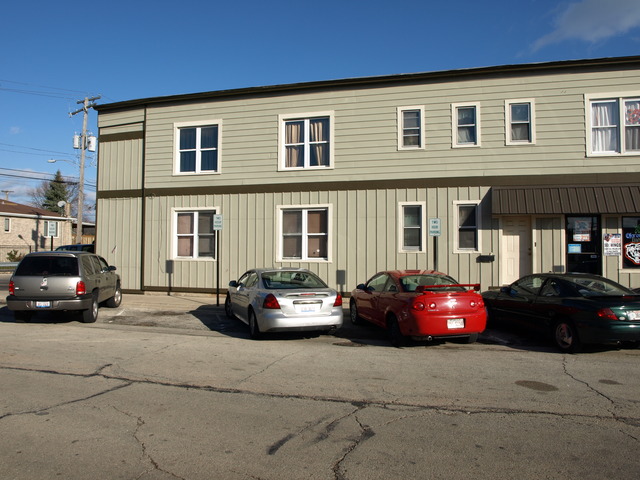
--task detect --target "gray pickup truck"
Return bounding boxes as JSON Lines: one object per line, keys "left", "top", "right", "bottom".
{"left": 6, "top": 251, "right": 121, "bottom": 323}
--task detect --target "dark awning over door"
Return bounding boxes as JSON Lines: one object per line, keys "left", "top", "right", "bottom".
{"left": 492, "top": 185, "right": 640, "bottom": 215}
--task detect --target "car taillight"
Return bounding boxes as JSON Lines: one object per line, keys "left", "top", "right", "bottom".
{"left": 333, "top": 294, "right": 343, "bottom": 307}
{"left": 76, "top": 281, "right": 86, "bottom": 296}
{"left": 597, "top": 308, "right": 619, "bottom": 321}
{"left": 412, "top": 300, "right": 426, "bottom": 311}
{"left": 9, "top": 280, "right": 15, "bottom": 295}
{"left": 470, "top": 298, "right": 484, "bottom": 308}
{"left": 263, "top": 294, "right": 281, "bottom": 309}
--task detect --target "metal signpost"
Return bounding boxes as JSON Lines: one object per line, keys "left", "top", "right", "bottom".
{"left": 213, "top": 214, "right": 223, "bottom": 306}
{"left": 429, "top": 218, "right": 441, "bottom": 271}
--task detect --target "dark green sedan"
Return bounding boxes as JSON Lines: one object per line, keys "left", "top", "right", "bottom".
{"left": 482, "top": 273, "right": 640, "bottom": 353}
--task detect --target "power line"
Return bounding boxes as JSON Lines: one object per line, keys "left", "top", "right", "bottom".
{"left": 0, "top": 78, "right": 95, "bottom": 100}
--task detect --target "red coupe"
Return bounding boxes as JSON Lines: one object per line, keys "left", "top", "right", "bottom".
{"left": 350, "top": 270, "right": 487, "bottom": 346}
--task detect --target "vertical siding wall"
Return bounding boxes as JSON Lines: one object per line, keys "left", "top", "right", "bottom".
{"left": 144, "top": 186, "right": 493, "bottom": 293}
{"left": 96, "top": 112, "right": 145, "bottom": 290}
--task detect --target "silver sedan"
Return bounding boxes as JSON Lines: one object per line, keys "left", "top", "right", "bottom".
{"left": 225, "top": 268, "right": 343, "bottom": 339}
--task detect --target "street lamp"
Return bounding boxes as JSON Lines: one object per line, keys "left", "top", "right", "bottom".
{"left": 48, "top": 158, "right": 83, "bottom": 244}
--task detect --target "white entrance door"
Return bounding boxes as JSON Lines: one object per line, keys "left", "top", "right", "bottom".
{"left": 501, "top": 216, "right": 532, "bottom": 285}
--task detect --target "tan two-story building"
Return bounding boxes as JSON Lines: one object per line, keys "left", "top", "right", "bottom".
{"left": 95, "top": 56, "right": 640, "bottom": 294}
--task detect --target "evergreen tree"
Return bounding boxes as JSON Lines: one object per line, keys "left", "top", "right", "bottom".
{"left": 42, "top": 170, "right": 71, "bottom": 215}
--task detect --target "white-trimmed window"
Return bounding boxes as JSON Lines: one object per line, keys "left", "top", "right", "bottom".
{"left": 3, "top": 218, "right": 9, "bottom": 233}
{"left": 587, "top": 93, "right": 640, "bottom": 155}
{"left": 506, "top": 99, "right": 535, "bottom": 145}
{"left": 454, "top": 201, "right": 480, "bottom": 253}
{"left": 397, "top": 106, "right": 425, "bottom": 150}
{"left": 173, "top": 209, "right": 217, "bottom": 259}
{"left": 399, "top": 202, "right": 426, "bottom": 252}
{"left": 279, "top": 112, "right": 334, "bottom": 170}
{"left": 43, "top": 221, "right": 59, "bottom": 238}
{"left": 174, "top": 121, "right": 221, "bottom": 174}
{"left": 452, "top": 103, "right": 481, "bottom": 147}
{"left": 278, "top": 205, "right": 331, "bottom": 261}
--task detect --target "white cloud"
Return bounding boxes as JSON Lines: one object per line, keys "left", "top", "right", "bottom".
{"left": 9, "top": 126, "right": 22, "bottom": 135}
{"left": 532, "top": 0, "right": 640, "bottom": 51}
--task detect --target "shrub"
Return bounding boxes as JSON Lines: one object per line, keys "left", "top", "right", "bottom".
{"left": 6, "top": 250, "right": 24, "bottom": 262}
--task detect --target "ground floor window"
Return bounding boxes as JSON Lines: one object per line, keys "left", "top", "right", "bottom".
{"left": 3, "top": 218, "right": 9, "bottom": 233}
{"left": 279, "top": 206, "right": 329, "bottom": 261}
{"left": 454, "top": 202, "right": 480, "bottom": 252}
{"left": 399, "top": 203, "right": 425, "bottom": 252}
{"left": 174, "top": 210, "right": 217, "bottom": 259}
{"left": 622, "top": 217, "right": 640, "bottom": 268}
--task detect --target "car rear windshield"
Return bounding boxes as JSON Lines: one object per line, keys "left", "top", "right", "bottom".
{"left": 401, "top": 274, "right": 466, "bottom": 292}
{"left": 568, "top": 277, "right": 634, "bottom": 297}
{"left": 14, "top": 256, "right": 79, "bottom": 276}
{"left": 261, "top": 271, "right": 328, "bottom": 289}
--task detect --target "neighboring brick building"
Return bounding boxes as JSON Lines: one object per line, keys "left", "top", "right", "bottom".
{"left": 0, "top": 199, "right": 73, "bottom": 261}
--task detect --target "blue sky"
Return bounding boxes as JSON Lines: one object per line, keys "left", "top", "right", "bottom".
{"left": 1, "top": 0, "right": 640, "bottom": 212}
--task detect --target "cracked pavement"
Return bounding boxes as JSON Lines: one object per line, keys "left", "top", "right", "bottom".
{"left": 0, "top": 315, "right": 639, "bottom": 479}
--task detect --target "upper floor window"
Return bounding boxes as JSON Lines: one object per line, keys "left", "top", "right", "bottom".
{"left": 399, "top": 202, "right": 425, "bottom": 252}
{"left": 174, "top": 121, "right": 221, "bottom": 174}
{"left": 279, "top": 112, "right": 334, "bottom": 170}
{"left": 174, "top": 209, "right": 217, "bottom": 259}
{"left": 397, "top": 106, "right": 425, "bottom": 150}
{"left": 506, "top": 100, "right": 535, "bottom": 145}
{"left": 588, "top": 95, "right": 640, "bottom": 155}
{"left": 452, "top": 103, "right": 480, "bottom": 147}
{"left": 454, "top": 201, "right": 480, "bottom": 253}
{"left": 278, "top": 205, "right": 331, "bottom": 261}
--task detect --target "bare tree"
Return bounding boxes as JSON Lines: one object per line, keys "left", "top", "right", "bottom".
{"left": 28, "top": 173, "right": 95, "bottom": 221}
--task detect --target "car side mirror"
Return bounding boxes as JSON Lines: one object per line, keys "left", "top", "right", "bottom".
{"left": 356, "top": 283, "right": 367, "bottom": 291}
{"left": 108, "top": 266, "right": 117, "bottom": 272}
{"left": 229, "top": 280, "right": 238, "bottom": 288}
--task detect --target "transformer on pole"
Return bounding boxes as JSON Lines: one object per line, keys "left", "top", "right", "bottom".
{"left": 70, "top": 95, "right": 100, "bottom": 245}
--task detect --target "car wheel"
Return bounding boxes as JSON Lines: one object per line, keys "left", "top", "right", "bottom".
{"left": 224, "top": 295, "right": 235, "bottom": 319}
{"left": 14, "top": 311, "right": 32, "bottom": 322}
{"left": 465, "top": 333, "right": 479, "bottom": 344}
{"left": 387, "top": 316, "right": 407, "bottom": 348}
{"left": 553, "top": 320, "right": 581, "bottom": 353}
{"left": 349, "top": 300, "right": 362, "bottom": 325}
{"left": 81, "top": 294, "right": 99, "bottom": 323}
{"left": 106, "top": 283, "right": 122, "bottom": 308}
{"left": 248, "top": 309, "right": 262, "bottom": 340}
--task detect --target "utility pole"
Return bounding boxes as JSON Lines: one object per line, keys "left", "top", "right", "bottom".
{"left": 70, "top": 95, "right": 100, "bottom": 244}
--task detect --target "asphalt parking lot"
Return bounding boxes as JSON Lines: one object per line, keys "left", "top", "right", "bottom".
{"left": 0, "top": 284, "right": 551, "bottom": 350}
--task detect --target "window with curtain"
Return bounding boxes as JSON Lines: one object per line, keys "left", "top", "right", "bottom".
{"left": 398, "top": 107, "right": 424, "bottom": 149}
{"left": 507, "top": 101, "right": 533, "bottom": 143}
{"left": 453, "top": 104, "right": 480, "bottom": 147}
{"left": 281, "top": 207, "right": 328, "bottom": 260}
{"left": 175, "top": 210, "right": 216, "bottom": 259}
{"left": 590, "top": 97, "right": 640, "bottom": 154}
{"left": 457, "top": 204, "right": 478, "bottom": 251}
{"left": 282, "top": 115, "right": 331, "bottom": 169}
{"left": 177, "top": 125, "right": 219, "bottom": 173}
{"left": 402, "top": 204, "right": 423, "bottom": 251}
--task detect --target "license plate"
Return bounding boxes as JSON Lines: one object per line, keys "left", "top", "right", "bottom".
{"left": 35, "top": 301, "right": 51, "bottom": 308}
{"left": 627, "top": 310, "right": 640, "bottom": 320}
{"left": 447, "top": 318, "right": 465, "bottom": 329}
{"left": 295, "top": 303, "right": 321, "bottom": 313}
